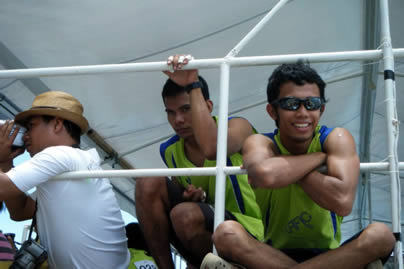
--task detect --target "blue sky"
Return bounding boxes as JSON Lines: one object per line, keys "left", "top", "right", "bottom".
{"left": 1, "top": 151, "right": 137, "bottom": 245}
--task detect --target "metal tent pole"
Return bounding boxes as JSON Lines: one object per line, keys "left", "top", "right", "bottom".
{"left": 226, "top": 0, "right": 290, "bottom": 57}
{"left": 379, "top": 0, "right": 402, "bottom": 268}
{"left": 212, "top": 62, "right": 231, "bottom": 254}
{"left": 49, "top": 162, "right": 404, "bottom": 180}
{"left": 359, "top": 0, "right": 380, "bottom": 230}
{"left": 0, "top": 49, "right": 403, "bottom": 79}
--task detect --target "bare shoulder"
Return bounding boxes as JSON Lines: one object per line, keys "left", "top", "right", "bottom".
{"left": 324, "top": 127, "right": 357, "bottom": 155}
{"left": 243, "top": 133, "right": 276, "bottom": 153}
{"left": 227, "top": 117, "right": 254, "bottom": 142}
{"left": 245, "top": 133, "right": 271, "bottom": 145}
{"left": 228, "top": 117, "right": 253, "bottom": 129}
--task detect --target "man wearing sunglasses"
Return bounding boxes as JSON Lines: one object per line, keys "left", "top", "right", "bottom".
{"left": 201, "top": 63, "right": 395, "bottom": 269}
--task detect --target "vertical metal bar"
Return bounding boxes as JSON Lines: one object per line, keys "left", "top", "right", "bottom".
{"left": 226, "top": 0, "right": 291, "bottom": 57}
{"left": 359, "top": 0, "right": 380, "bottom": 229}
{"left": 213, "top": 62, "right": 231, "bottom": 254}
{"left": 379, "top": 0, "right": 402, "bottom": 268}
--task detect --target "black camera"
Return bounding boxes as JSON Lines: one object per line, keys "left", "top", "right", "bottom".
{"left": 0, "top": 120, "right": 26, "bottom": 149}
{"left": 10, "top": 239, "right": 48, "bottom": 269}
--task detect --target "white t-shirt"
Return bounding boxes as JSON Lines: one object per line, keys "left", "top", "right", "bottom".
{"left": 7, "top": 146, "right": 130, "bottom": 269}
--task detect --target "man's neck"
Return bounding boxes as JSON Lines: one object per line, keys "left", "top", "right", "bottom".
{"left": 55, "top": 134, "right": 79, "bottom": 148}
{"left": 183, "top": 136, "right": 206, "bottom": 167}
{"left": 280, "top": 135, "right": 314, "bottom": 155}
{"left": 183, "top": 135, "right": 198, "bottom": 148}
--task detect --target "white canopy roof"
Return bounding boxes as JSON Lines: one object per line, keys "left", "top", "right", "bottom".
{"left": 1, "top": 0, "right": 403, "bottom": 253}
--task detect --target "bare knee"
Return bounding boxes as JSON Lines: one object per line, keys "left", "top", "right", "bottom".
{"left": 135, "top": 177, "right": 167, "bottom": 203}
{"left": 213, "top": 221, "right": 244, "bottom": 244}
{"left": 358, "top": 222, "right": 395, "bottom": 258}
{"left": 213, "top": 221, "right": 246, "bottom": 256}
{"left": 170, "top": 203, "right": 205, "bottom": 241}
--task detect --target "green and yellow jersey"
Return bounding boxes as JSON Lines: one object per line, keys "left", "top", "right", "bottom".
{"left": 159, "top": 116, "right": 264, "bottom": 240}
{"left": 256, "top": 125, "right": 342, "bottom": 250}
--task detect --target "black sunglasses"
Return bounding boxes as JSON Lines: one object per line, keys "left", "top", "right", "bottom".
{"left": 271, "top": 97, "right": 324, "bottom": 111}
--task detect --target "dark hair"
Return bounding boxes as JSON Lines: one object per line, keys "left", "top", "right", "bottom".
{"left": 42, "top": 115, "right": 81, "bottom": 144}
{"left": 162, "top": 75, "right": 210, "bottom": 101}
{"left": 125, "top": 223, "right": 149, "bottom": 252}
{"left": 266, "top": 62, "right": 326, "bottom": 104}
{"left": 0, "top": 201, "right": 3, "bottom": 212}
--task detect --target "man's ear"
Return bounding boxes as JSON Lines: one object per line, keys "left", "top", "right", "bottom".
{"left": 53, "top": 117, "right": 64, "bottom": 133}
{"left": 206, "top": 100, "right": 214, "bottom": 113}
{"left": 266, "top": 103, "right": 278, "bottom": 121}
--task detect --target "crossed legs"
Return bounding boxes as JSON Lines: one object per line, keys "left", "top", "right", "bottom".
{"left": 212, "top": 220, "right": 395, "bottom": 269}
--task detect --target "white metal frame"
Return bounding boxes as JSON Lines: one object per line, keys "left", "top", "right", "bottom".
{"left": 1, "top": 0, "right": 403, "bottom": 267}
{"left": 380, "top": 1, "right": 402, "bottom": 267}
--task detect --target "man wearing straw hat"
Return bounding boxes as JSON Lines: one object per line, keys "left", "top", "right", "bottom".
{"left": 0, "top": 91, "right": 130, "bottom": 268}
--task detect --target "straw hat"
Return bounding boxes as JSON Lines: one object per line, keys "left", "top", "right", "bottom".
{"left": 15, "top": 91, "right": 89, "bottom": 134}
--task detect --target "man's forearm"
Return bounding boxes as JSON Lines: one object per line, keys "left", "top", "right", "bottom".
{"left": 190, "top": 90, "right": 218, "bottom": 159}
{"left": 298, "top": 170, "right": 355, "bottom": 216}
{"left": 248, "top": 152, "right": 326, "bottom": 188}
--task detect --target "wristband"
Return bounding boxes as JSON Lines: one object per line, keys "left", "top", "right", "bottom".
{"left": 184, "top": 81, "right": 203, "bottom": 93}
{"left": 201, "top": 191, "right": 207, "bottom": 203}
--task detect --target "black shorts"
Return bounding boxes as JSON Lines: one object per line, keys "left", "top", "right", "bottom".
{"left": 280, "top": 248, "right": 327, "bottom": 263}
{"left": 166, "top": 177, "right": 237, "bottom": 232}
{"left": 277, "top": 230, "right": 393, "bottom": 264}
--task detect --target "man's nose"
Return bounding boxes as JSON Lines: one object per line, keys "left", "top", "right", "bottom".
{"left": 175, "top": 113, "right": 185, "bottom": 123}
{"left": 22, "top": 131, "right": 29, "bottom": 142}
{"left": 296, "top": 103, "right": 309, "bottom": 115}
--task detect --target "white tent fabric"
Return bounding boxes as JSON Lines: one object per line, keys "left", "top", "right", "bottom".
{"left": 1, "top": 0, "right": 403, "bottom": 264}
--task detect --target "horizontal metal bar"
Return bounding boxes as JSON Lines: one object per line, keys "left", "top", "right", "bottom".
{"left": 1, "top": 49, "right": 404, "bottom": 79}
{"left": 53, "top": 167, "right": 217, "bottom": 180}
{"left": 0, "top": 58, "right": 222, "bottom": 79}
{"left": 52, "top": 162, "right": 403, "bottom": 180}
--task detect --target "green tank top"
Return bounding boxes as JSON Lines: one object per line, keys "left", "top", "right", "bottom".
{"left": 256, "top": 125, "right": 342, "bottom": 250}
{"left": 160, "top": 116, "right": 264, "bottom": 240}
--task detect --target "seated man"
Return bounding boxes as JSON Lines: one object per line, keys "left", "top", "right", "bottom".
{"left": 135, "top": 55, "right": 263, "bottom": 269}
{"left": 0, "top": 91, "right": 130, "bottom": 268}
{"left": 202, "top": 63, "right": 395, "bottom": 269}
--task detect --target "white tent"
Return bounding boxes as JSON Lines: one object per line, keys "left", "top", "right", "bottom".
{"left": 1, "top": 0, "right": 403, "bottom": 267}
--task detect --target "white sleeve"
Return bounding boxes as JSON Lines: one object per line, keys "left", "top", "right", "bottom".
{"left": 6, "top": 146, "right": 77, "bottom": 193}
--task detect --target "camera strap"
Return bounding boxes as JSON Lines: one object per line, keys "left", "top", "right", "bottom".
{"left": 27, "top": 200, "right": 38, "bottom": 240}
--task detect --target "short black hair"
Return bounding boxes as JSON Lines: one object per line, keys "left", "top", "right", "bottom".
{"left": 42, "top": 115, "right": 81, "bottom": 144}
{"left": 267, "top": 62, "right": 326, "bottom": 104}
{"left": 162, "top": 75, "right": 210, "bottom": 101}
